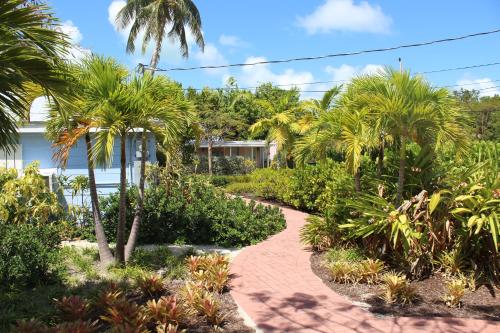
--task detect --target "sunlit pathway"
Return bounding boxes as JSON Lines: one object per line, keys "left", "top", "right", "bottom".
{"left": 230, "top": 205, "right": 500, "bottom": 333}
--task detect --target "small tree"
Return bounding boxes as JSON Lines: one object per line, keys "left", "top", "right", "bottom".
{"left": 189, "top": 88, "right": 245, "bottom": 175}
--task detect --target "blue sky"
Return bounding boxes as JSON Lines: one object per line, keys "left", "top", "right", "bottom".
{"left": 48, "top": 0, "right": 500, "bottom": 98}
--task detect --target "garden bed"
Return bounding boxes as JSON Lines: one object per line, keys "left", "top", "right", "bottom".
{"left": 2, "top": 246, "right": 255, "bottom": 332}
{"left": 311, "top": 252, "right": 500, "bottom": 321}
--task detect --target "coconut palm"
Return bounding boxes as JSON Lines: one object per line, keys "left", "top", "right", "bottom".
{"left": 360, "top": 68, "right": 470, "bottom": 203}
{"left": 124, "top": 73, "right": 194, "bottom": 261}
{"left": 115, "top": 0, "right": 205, "bottom": 69}
{"left": 0, "top": 0, "right": 69, "bottom": 151}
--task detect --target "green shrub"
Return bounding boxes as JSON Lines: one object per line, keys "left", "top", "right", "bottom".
{"left": 196, "top": 156, "right": 256, "bottom": 175}
{"left": 100, "top": 177, "right": 286, "bottom": 247}
{"left": 0, "top": 223, "right": 61, "bottom": 289}
{"left": 0, "top": 163, "right": 63, "bottom": 225}
{"left": 223, "top": 160, "right": 354, "bottom": 214}
{"left": 325, "top": 246, "right": 365, "bottom": 263}
{"left": 300, "top": 215, "right": 334, "bottom": 251}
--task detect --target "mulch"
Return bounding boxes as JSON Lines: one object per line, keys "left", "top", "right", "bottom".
{"left": 310, "top": 252, "right": 500, "bottom": 321}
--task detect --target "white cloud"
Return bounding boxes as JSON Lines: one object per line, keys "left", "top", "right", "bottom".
{"left": 297, "top": 0, "right": 392, "bottom": 34}
{"left": 194, "top": 43, "right": 228, "bottom": 75}
{"left": 325, "top": 63, "right": 384, "bottom": 82}
{"left": 108, "top": 0, "right": 126, "bottom": 31}
{"left": 219, "top": 34, "right": 249, "bottom": 48}
{"left": 456, "top": 77, "right": 499, "bottom": 97}
{"left": 230, "top": 56, "right": 319, "bottom": 99}
{"left": 60, "top": 20, "right": 83, "bottom": 44}
{"left": 56, "top": 20, "right": 90, "bottom": 62}
{"left": 107, "top": 0, "right": 201, "bottom": 65}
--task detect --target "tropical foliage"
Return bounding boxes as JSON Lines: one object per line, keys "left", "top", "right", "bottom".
{"left": 0, "top": 0, "right": 69, "bottom": 151}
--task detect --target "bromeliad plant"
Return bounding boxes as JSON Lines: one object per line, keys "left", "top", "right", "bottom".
{"left": 146, "top": 296, "right": 186, "bottom": 326}
{"left": 54, "top": 295, "right": 91, "bottom": 322}
{"left": 186, "top": 254, "right": 230, "bottom": 293}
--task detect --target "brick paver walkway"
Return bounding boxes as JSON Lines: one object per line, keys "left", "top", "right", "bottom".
{"left": 230, "top": 205, "right": 500, "bottom": 333}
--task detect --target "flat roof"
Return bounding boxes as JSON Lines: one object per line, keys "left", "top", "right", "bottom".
{"left": 198, "top": 140, "right": 274, "bottom": 148}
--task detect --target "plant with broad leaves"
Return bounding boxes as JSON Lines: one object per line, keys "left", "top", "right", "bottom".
{"left": 380, "top": 271, "right": 418, "bottom": 305}
{"left": 54, "top": 295, "right": 91, "bottom": 322}
{"left": 156, "top": 323, "right": 187, "bottom": 333}
{"left": 146, "top": 295, "right": 186, "bottom": 325}
{"left": 358, "top": 259, "right": 385, "bottom": 284}
{"left": 53, "top": 320, "right": 99, "bottom": 333}
{"left": 136, "top": 274, "right": 166, "bottom": 297}
{"left": 300, "top": 215, "right": 334, "bottom": 251}
{"left": 100, "top": 299, "right": 149, "bottom": 333}
{"left": 443, "top": 278, "right": 466, "bottom": 308}
{"left": 196, "top": 292, "right": 225, "bottom": 326}
{"left": 179, "top": 281, "right": 204, "bottom": 312}
{"left": 12, "top": 318, "right": 48, "bottom": 333}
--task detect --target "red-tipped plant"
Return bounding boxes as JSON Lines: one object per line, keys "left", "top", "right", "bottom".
{"left": 54, "top": 295, "right": 91, "bottom": 321}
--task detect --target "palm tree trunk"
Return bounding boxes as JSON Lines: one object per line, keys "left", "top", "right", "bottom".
{"left": 149, "top": 26, "right": 165, "bottom": 70}
{"left": 115, "top": 135, "right": 127, "bottom": 264}
{"left": 354, "top": 168, "right": 361, "bottom": 192}
{"left": 125, "top": 132, "right": 147, "bottom": 262}
{"left": 396, "top": 136, "right": 407, "bottom": 204}
{"left": 377, "top": 138, "right": 384, "bottom": 178}
{"left": 208, "top": 139, "right": 213, "bottom": 176}
{"left": 85, "top": 133, "right": 114, "bottom": 265}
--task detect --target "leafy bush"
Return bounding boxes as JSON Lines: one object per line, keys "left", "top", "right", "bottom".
{"left": 0, "top": 163, "right": 63, "bottom": 225}
{"left": 196, "top": 156, "right": 256, "bottom": 175}
{"left": 0, "top": 223, "right": 61, "bottom": 289}
{"left": 300, "top": 216, "right": 334, "bottom": 251}
{"left": 224, "top": 159, "right": 355, "bottom": 214}
{"left": 101, "top": 176, "right": 286, "bottom": 247}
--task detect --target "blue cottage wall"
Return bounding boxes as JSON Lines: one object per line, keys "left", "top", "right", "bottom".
{"left": 19, "top": 132, "right": 157, "bottom": 208}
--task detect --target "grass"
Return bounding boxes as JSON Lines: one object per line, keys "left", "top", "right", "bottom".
{"left": 60, "top": 246, "right": 100, "bottom": 281}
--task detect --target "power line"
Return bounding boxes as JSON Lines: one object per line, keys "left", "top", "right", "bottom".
{"left": 296, "top": 84, "right": 500, "bottom": 94}
{"left": 182, "top": 62, "right": 500, "bottom": 91}
{"left": 418, "top": 62, "right": 500, "bottom": 74}
{"left": 142, "top": 28, "right": 500, "bottom": 72}
{"left": 440, "top": 79, "right": 500, "bottom": 88}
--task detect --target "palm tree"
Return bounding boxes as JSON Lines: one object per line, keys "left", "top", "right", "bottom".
{"left": 360, "top": 68, "right": 469, "bottom": 203}
{"left": 124, "top": 74, "right": 194, "bottom": 261}
{"left": 250, "top": 95, "right": 303, "bottom": 168}
{"left": 0, "top": 0, "right": 69, "bottom": 151}
{"left": 47, "top": 56, "right": 128, "bottom": 265}
{"left": 115, "top": 0, "right": 205, "bottom": 69}
{"left": 294, "top": 86, "right": 375, "bottom": 192}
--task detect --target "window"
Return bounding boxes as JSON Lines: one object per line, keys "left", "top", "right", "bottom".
{"left": 0, "top": 144, "right": 22, "bottom": 169}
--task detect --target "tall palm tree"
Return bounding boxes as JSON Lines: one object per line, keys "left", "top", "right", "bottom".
{"left": 0, "top": 0, "right": 69, "bottom": 151}
{"left": 47, "top": 56, "right": 128, "bottom": 265}
{"left": 360, "top": 68, "right": 469, "bottom": 203}
{"left": 115, "top": 0, "right": 205, "bottom": 69}
{"left": 250, "top": 95, "right": 303, "bottom": 168}
{"left": 124, "top": 74, "right": 193, "bottom": 261}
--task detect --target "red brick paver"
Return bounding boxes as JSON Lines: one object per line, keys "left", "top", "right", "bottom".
{"left": 230, "top": 205, "right": 500, "bottom": 333}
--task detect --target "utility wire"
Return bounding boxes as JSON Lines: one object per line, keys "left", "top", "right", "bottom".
{"left": 141, "top": 28, "right": 500, "bottom": 72}
{"left": 182, "top": 62, "right": 500, "bottom": 91}
{"left": 295, "top": 84, "right": 500, "bottom": 94}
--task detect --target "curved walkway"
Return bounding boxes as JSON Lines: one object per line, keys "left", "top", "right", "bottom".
{"left": 230, "top": 205, "right": 500, "bottom": 333}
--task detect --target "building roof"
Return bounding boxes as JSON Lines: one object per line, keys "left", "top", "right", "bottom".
{"left": 197, "top": 140, "right": 275, "bottom": 148}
